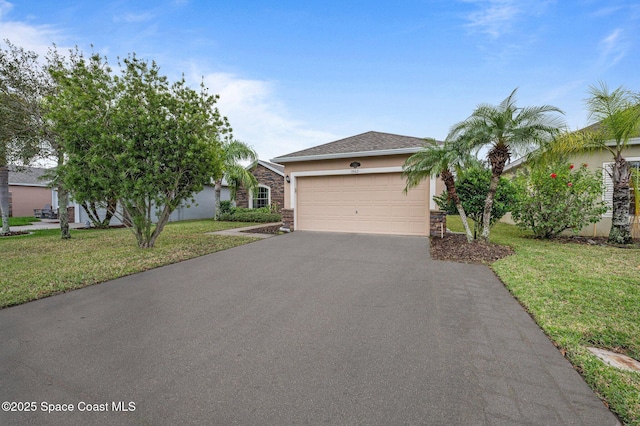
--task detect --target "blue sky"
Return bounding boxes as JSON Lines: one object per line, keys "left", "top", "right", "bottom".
{"left": 2, "top": 0, "right": 639, "bottom": 161}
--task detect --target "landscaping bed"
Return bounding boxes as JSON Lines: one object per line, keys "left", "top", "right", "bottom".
{"left": 430, "top": 232, "right": 514, "bottom": 264}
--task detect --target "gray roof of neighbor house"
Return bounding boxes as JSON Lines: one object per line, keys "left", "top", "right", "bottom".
{"left": 8, "top": 166, "right": 51, "bottom": 186}
{"left": 271, "top": 131, "right": 432, "bottom": 163}
{"left": 254, "top": 160, "right": 284, "bottom": 176}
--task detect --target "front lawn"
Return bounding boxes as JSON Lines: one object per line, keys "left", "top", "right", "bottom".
{"left": 446, "top": 216, "right": 640, "bottom": 425}
{"left": 0, "top": 216, "right": 40, "bottom": 226}
{"left": 1, "top": 220, "right": 258, "bottom": 309}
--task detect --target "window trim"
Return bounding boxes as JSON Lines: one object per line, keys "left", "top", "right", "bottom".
{"left": 249, "top": 184, "right": 271, "bottom": 209}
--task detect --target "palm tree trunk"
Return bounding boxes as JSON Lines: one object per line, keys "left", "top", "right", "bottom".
{"left": 481, "top": 174, "right": 500, "bottom": 242}
{"left": 482, "top": 144, "right": 510, "bottom": 242}
{"left": 608, "top": 154, "right": 632, "bottom": 244}
{"left": 0, "top": 164, "right": 10, "bottom": 235}
{"left": 441, "top": 169, "right": 473, "bottom": 243}
{"left": 214, "top": 179, "right": 222, "bottom": 220}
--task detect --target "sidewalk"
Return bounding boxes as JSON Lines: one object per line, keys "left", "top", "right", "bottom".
{"left": 207, "top": 222, "right": 283, "bottom": 239}
{"left": 7, "top": 219, "right": 87, "bottom": 231}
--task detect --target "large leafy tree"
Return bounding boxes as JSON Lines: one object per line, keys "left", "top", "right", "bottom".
{"left": 0, "top": 41, "right": 48, "bottom": 235}
{"left": 448, "top": 88, "right": 565, "bottom": 242}
{"left": 111, "top": 55, "right": 225, "bottom": 247}
{"left": 552, "top": 83, "right": 640, "bottom": 244}
{"left": 213, "top": 139, "right": 258, "bottom": 220}
{"left": 47, "top": 49, "right": 119, "bottom": 229}
{"left": 48, "top": 52, "right": 227, "bottom": 248}
{"left": 403, "top": 138, "right": 475, "bottom": 242}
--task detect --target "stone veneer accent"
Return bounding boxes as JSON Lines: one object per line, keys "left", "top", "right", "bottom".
{"left": 429, "top": 210, "right": 446, "bottom": 237}
{"left": 236, "top": 164, "right": 285, "bottom": 211}
{"left": 281, "top": 208, "right": 294, "bottom": 231}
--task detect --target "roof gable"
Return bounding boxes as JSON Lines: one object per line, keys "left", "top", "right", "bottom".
{"left": 8, "top": 166, "right": 51, "bottom": 186}
{"left": 271, "top": 131, "right": 430, "bottom": 163}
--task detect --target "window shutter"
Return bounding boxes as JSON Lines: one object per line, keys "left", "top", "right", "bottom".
{"left": 602, "top": 162, "right": 614, "bottom": 218}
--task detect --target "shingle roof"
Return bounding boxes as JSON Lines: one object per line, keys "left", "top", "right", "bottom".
{"left": 258, "top": 160, "right": 284, "bottom": 175}
{"left": 272, "top": 131, "right": 430, "bottom": 163}
{"left": 8, "top": 166, "right": 51, "bottom": 186}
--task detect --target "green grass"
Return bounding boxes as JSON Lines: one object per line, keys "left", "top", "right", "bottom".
{"left": 1, "top": 220, "right": 259, "bottom": 309}
{"left": 447, "top": 216, "right": 640, "bottom": 425}
{"left": 0, "top": 216, "right": 40, "bottom": 226}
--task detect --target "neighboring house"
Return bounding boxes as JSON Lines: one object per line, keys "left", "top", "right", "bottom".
{"left": 7, "top": 166, "right": 54, "bottom": 217}
{"left": 271, "top": 131, "right": 445, "bottom": 236}
{"left": 503, "top": 137, "right": 640, "bottom": 237}
{"left": 235, "top": 160, "right": 285, "bottom": 210}
{"left": 61, "top": 184, "right": 231, "bottom": 226}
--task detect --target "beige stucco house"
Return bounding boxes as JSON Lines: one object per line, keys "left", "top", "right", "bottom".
{"left": 8, "top": 167, "right": 53, "bottom": 217}
{"left": 503, "top": 137, "right": 640, "bottom": 237}
{"left": 271, "top": 131, "right": 445, "bottom": 236}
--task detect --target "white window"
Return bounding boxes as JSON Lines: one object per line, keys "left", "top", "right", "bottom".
{"left": 250, "top": 185, "right": 270, "bottom": 209}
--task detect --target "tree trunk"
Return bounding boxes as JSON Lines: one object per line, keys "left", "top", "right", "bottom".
{"left": 608, "top": 155, "right": 632, "bottom": 244}
{"left": 0, "top": 164, "right": 10, "bottom": 235}
{"left": 58, "top": 184, "right": 70, "bottom": 239}
{"left": 481, "top": 174, "right": 500, "bottom": 242}
{"left": 57, "top": 151, "right": 71, "bottom": 239}
{"left": 441, "top": 169, "right": 473, "bottom": 242}
{"left": 482, "top": 144, "right": 510, "bottom": 242}
{"left": 214, "top": 179, "right": 222, "bottom": 220}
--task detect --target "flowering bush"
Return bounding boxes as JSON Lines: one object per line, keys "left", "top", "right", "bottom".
{"left": 511, "top": 160, "right": 607, "bottom": 238}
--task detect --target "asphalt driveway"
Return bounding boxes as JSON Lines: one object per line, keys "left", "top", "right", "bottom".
{"left": 0, "top": 232, "right": 618, "bottom": 425}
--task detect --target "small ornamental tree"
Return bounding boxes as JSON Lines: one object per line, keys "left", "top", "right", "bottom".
{"left": 434, "top": 166, "right": 517, "bottom": 239}
{"left": 511, "top": 161, "right": 607, "bottom": 238}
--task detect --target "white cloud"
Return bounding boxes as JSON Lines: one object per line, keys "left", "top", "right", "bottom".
{"left": 463, "top": 0, "right": 520, "bottom": 38}
{"left": 0, "top": 1, "right": 68, "bottom": 57}
{"left": 461, "top": 0, "right": 554, "bottom": 38}
{"left": 197, "top": 71, "right": 336, "bottom": 161}
{"left": 113, "top": 12, "right": 155, "bottom": 24}
{"left": 598, "top": 28, "right": 627, "bottom": 67}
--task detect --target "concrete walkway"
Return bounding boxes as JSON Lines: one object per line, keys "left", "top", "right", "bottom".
{"left": 0, "top": 232, "right": 618, "bottom": 425}
{"left": 7, "top": 219, "right": 87, "bottom": 231}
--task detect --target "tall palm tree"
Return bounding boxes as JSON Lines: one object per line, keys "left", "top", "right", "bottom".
{"left": 214, "top": 139, "right": 258, "bottom": 219}
{"left": 552, "top": 83, "right": 640, "bottom": 244}
{"left": 448, "top": 88, "right": 565, "bottom": 242}
{"left": 403, "top": 138, "right": 475, "bottom": 243}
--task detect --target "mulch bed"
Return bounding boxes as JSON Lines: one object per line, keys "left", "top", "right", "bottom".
{"left": 431, "top": 232, "right": 640, "bottom": 264}
{"left": 0, "top": 231, "right": 30, "bottom": 237}
{"left": 430, "top": 233, "right": 514, "bottom": 264}
{"left": 241, "top": 225, "right": 282, "bottom": 235}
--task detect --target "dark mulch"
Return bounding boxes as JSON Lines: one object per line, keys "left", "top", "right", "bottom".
{"left": 430, "top": 233, "right": 515, "bottom": 264}
{"left": 551, "top": 235, "right": 640, "bottom": 249}
{"left": 0, "top": 231, "right": 30, "bottom": 237}
{"left": 241, "top": 225, "right": 282, "bottom": 235}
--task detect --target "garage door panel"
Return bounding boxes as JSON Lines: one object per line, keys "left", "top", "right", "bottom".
{"left": 296, "top": 173, "right": 428, "bottom": 236}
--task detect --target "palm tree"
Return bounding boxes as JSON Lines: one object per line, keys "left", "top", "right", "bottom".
{"left": 552, "top": 83, "right": 640, "bottom": 244}
{"left": 214, "top": 139, "right": 258, "bottom": 220}
{"left": 403, "top": 138, "right": 475, "bottom": 243}
{"left": 448, "top": 88, "right": 565, "bottom": 242}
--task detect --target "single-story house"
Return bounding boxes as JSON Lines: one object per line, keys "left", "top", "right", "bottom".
{"left": 271, "top": 131, "right": 445, "bottom": 236}
{"left": 57, "top": 183, "right": 231, "bottom": 226}
{"left": 7, "top": 166, "right": 55, "bottom": 218}
{"left": 235, "top": 160, "right": 285, "bottom": 210}
{"left": 503, "top": 136, "right": 640, "bottom": 237}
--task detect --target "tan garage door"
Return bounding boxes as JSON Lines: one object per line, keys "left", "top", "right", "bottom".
{"left": 296, "top": 173, "right": 428, "bottom": 236}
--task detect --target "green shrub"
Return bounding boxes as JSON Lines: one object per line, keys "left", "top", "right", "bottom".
{"left": 218, "top": 210, "right": 281, "bottom": 223}
{"left": 511, "top": 160, "right": 607, "bottom": 238}
{"left": 219, "top": 200, "right": 232, "bottom": 214}
{"left": 434, "top": 166, "right": 517, "bottom": 238}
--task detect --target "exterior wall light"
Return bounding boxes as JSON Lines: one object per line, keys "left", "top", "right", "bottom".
{"left": 286, "top": 175, "right": 290, "bottom": 183}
